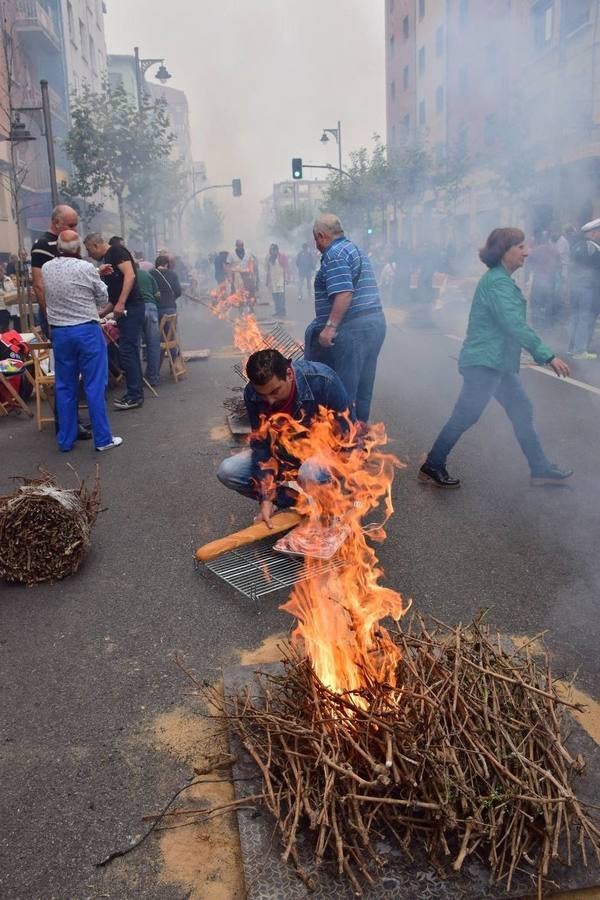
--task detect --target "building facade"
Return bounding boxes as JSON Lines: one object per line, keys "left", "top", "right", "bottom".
{"left": 60, "top": 0, "right": 107, "bottom": 96}
{"left": 385, "top": 0, "right": 600, "bottom": 244}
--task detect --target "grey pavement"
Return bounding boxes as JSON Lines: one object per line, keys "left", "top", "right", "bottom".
{"left": 1, "top": 291, "right": 600, "bottom": 899}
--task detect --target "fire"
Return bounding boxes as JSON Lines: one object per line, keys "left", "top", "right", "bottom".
{"left": 258, "top": 409, "right": 411, "bottom": 700}
{"left": 209, "top": 281, "right": 265, "bottom": 355}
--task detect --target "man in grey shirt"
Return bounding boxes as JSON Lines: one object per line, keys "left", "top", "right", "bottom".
{"left": 42, "top": 231, "right": 122, "bottom": 453}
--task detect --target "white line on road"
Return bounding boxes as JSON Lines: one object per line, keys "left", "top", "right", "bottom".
{"left": 444, "top": 333, "right": 600, "bottom": 398}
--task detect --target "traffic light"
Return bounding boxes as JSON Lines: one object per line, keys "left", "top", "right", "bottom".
{"left": 292, "top": 157, "right": 303, "bottom": 180}
{"left": 232, "top": 178, "right": 242, "bottom": 197}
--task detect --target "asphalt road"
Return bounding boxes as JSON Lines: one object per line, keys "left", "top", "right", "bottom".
{"left": 1, "top": 291, "right": 600, "bottom": 899}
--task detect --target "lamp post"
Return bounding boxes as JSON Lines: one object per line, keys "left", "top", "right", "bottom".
{"left": 320, "top": 120, "right": 343, "bottom": 175}
{"left": 133, "top": 46, "right": 173, "bottom": 112}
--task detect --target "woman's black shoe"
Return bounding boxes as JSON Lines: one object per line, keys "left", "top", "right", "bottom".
{"left": 77, "top": 425, "right": 93, "bottom": 440}
{"left": 418, "top": 462, "right": 461, "bottom": 488}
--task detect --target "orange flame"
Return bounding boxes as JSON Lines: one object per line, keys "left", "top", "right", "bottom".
{"left": 209, "top": 281, "right": 265, "bottom": 355}
{"left": 257, "top": 409, "right": 411, "bottom": 701}
{"left": 233, "top": 313, "right": 266, "bottom": 354}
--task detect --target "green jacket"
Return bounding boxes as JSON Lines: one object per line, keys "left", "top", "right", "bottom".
{"left": 459, "top": 266, "right": 554, "bottom": 374}
{"left": 136, "top": 269, "right": 160, "bottom": 307}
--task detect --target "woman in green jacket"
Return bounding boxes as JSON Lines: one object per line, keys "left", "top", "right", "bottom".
{"left": 419, "top": 227, "right": 572, "bottom": 488}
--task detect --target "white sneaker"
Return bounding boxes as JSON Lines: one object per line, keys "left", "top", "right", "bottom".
{"left": 95, "top": 436, "right": 124, "bottom": 452}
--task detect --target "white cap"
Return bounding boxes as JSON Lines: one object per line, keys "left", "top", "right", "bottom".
{"left": 582, "top": 218, "right": 600, "bottom": 233}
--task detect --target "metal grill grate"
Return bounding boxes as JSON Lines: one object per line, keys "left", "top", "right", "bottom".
{"left": 263, "top": 324, "right": 304, "bottom": 360}
{"left": 203, "top": 536, "right": 346, "bottom": 604}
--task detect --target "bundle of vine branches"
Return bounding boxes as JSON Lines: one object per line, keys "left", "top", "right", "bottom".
{"left": 0, "top": 468, "right": 101, "bottom": 584}
{"left": 209, "top": 618, "right": 600, "bottom": 896}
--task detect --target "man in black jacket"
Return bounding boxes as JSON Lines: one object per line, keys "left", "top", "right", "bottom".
{"left": 569, "top": 218, "right": 600, "bottom": 360}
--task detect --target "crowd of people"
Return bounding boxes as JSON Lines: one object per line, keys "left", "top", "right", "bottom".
{"left": 0, "top": 204, "right": 186, "bottom": 451}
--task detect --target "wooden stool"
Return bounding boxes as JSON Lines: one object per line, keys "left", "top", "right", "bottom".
{"left": 29, "top": 345, "right": 55, "bottom": 430}
{"left": 159, "top": 313, "right": 186, "bottom": 382}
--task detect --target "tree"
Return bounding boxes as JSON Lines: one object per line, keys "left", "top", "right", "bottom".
{"left": 59, "top": 179, "right": 103, "bottom": 231}
{"left": 271, "top": 203, "right": 314, "bottom": 241}
{"left": 127, "top": 159, "right": 188, "bottom": 249}
{"left": 64, "top": 81, "right": 174, "bottom": 237}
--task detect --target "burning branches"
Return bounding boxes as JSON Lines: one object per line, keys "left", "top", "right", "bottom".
{"left": 211, "top": 620, "right": 600, "bottom": 896}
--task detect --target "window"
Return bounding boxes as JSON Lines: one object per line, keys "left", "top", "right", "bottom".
{"left": 390, "top": 34, "right": 395, "bottom": 57}
{"left": 436, "top": 24, "right": 444, "bottom": 56}
{"left": 458, "top": 121, "right": 468, "bottom": 156}
{"left": 390, "top": 80, "right": 396, "bottom": 102}
{"left": 108, "top": 71, "right": 123, "bottom": 91}
{"left": 484, "top": 113, "right": 497, "bottom": 145}
{"left": 79, "top": 20, "right": 86, "bottom": 58}
{"left": 563, "top": 0, "right": 589, "bottom": 35}
{"left": 459, "top": 65, "right": 468, "bottom": 96}
{"left": 403, "top": 15, "right": 409, "bottom": 38}
{"left": 418, "top": 45, "right": 425, "bottom": 75}
{"left": 533, "top": 1, "right": 553, "bottom": 48}
{"left": 403, "top": 65, "right": 409, "bottom": 89}
{"left": 403, "top": 113, "right": 410, "bottom": 135}
{"left": 459, "top": 0, "right": 468, "bottom": 26}
{"left": 419, "top": 0, "right": 425, "bottom": 19}
{"left": 419, "top": 100, "right": 426, "bottom": 126}
{"left": 89, "top": 36, "right": 96, "bottom": 72}
{"left": 67, "top": 1, "right": 75, "bottom": 38}
{"left": 436, "top": 85, "right": 444, "bottom": 114}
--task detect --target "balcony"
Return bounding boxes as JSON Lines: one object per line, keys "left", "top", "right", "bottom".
{"left": 15, "top": 1, "right": 61, "bottom": 55}
{"left": 21, "top": 83, "right": 67, "bottom": 122}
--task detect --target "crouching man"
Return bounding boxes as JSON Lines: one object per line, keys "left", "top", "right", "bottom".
{"left": 217, "top": 349, "right": 350, "bottom": 526}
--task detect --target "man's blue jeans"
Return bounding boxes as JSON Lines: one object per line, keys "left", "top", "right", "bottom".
{"left": 142, "top": 303, "right": 161, "bottom": 385}
{"left": 569, "top": 286, "right": 596, "bottom": 354}
{"left": 51, "top": 322, "right": 113, "bottom": 451}
{"left": 217, "top": 450, "right": 328, "bottom": 507}
{"left": 305, "top": 310, "right": 386, "bottom": 422}
{"left": 427, "top": 366, "right": 549, "bottom": 474}
{"left": 117, "top": 303, "right": 144, "bottom": 401}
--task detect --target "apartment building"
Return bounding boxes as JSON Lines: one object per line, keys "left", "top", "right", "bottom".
{"left": 61, "top": 0, "right": 108, "bottom": 95}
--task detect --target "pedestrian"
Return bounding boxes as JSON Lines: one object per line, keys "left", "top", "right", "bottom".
{"left": 134, "top": 250, "right": 153, "bottom": 272}
{"left": 150, "top": 254, "right": 184, "bottom": 376}
{"left": 304, "top": 213, "right": 386, "bottom": 424}
{"left": 31, "top": 204, "right": 92, "bottom": 440}
{"left": 136, "top": 265, "right": 161, "bottom": 386}
{"left": 265, "top": 243, "right": 288, "bottom": 318}
{"left": 84, "top": 233, "right": 145, "bottom": 410}
{"left": 526, "top": 232, "right": 559, "bottom": 330}
{"left": 379, "top": 256, "right": 396, "bottom": 307}
{"left": 214, "top": 250, "right": 230, "bottom": 285}
{"left": 419, "top": 227, "right": 572, "bottom": 489}
{"left": 41, "top": 231, "right": 122, "bottom": 452}
{"left": 230, "top": 240, "right": 258, "bottom": 301}
{"left": 217, "top": 348, "right": 350, "bottom": 527}
{"left": 296, "top": 242, "right": 315, "bottom": 301}
{"left": 568, "top": 218, "right": 600, "bottom": 360}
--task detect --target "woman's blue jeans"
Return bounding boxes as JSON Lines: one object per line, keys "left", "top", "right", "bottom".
{"left": 427, "top": 366, "right": 549, "bottom": 475}
{"left": 142, "top": 303, "right": 161, "bottom": 384}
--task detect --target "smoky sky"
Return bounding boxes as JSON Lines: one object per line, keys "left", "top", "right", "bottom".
{"left": 104, "top": 0, "right": 385, "bottom": 245}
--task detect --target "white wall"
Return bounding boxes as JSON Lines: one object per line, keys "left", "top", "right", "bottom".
{"left": 61, "top": 0, "right": 108, "bottom": 97}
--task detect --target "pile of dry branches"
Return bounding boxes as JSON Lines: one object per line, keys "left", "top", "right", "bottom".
{"left": 209, "top": 617, "right": 600, "bottom": 896}
{"left": 0, "top": 469, "right": 101, "bottom": 584}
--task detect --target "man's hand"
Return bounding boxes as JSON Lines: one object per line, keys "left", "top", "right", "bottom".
{"left": 98, "top": 264, "right": 114, "bottom": 277}
{"left": 549, "top": 357, "right": 570, "bottom": 378}
{"left": 113, "top": 304, "right": 126, "bottom": 319}
{"left": 318, "top": 325, "right": 337, "bottom": 348}
{"left": 254, "top": 500, "right": 275, "bottom": 528}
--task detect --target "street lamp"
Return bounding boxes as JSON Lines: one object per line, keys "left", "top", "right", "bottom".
{"left": 133, "top": 47, "right": 173, "bottom": 112}
{"left": 320, "top": 120, "right": 343, "bottom": 174}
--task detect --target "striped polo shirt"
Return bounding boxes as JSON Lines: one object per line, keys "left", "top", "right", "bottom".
{"left": 314, "top": 236, "right": 381, "bottom": 325}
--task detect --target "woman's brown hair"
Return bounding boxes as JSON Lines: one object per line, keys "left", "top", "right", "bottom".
{"left": 479, "top": 228, "right": 525, "bottom": 268}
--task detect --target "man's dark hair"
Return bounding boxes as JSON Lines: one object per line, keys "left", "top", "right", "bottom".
{"left": 108, "top": 235, "right": 124, "bottom": 247}
{"left": 479, "top": 228, "right": 525, "bottom": 268}
{"left": 246, "top": 349, "right": 289, "bottom": 385}
{"left": 155, "top": 254, "right": 170, "bottom": 268}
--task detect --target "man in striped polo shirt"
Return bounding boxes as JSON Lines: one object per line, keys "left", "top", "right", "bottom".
{"left": 304, "top": 213, "right": 386, "bottom": 423}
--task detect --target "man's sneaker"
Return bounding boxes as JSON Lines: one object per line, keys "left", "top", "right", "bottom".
{"left": 572, "top": 351, "right": 597, "bottom": 360}
{"left": 530, "top": 465, "right": 573, "bottom": 486}
{"left": 96, "top": 436, "right": 124, "bottom": 452}
{"left": 418, "top": 461, "right": 461, "bottom": 488}
{"left": 113, "top": 396, "right": 143, "bottom": 410}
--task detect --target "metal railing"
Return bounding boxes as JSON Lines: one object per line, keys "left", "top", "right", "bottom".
{"left": 15, "top": 1, "right": 60, "bottom": 45}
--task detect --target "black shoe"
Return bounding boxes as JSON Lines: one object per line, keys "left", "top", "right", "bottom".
{"left": 530, "top": 465, "right": 573, "bottom": 486}
{"left": 77, "top": 425, "right": 92, "bottom": 440}
{"left": 418, "top": 461, "right": 461, "bottom": 488}
{"left": 114, "top": 396, "right": 143, "bottom": 410}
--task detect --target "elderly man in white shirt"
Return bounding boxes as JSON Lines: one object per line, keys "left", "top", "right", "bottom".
{"left": 42, "top": 230, "right": 122, "bottom": 453}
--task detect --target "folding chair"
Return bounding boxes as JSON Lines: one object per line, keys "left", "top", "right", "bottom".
{"left": 0, "top": 362, "right": 32, "bottom": 417}
{"left": 29, "top": 344, "right": 55, "bottom": 430}
{"left": 159, "top": 313, "right": 187, "bottom": 382}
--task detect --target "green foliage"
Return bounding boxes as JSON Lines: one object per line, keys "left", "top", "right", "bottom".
{"left": 59, "top": 180, "right": 103, "bottom": 230}
{"left": 272, "top": 203, "right": 314, "bottom": 239}
{"left": 127, "top": 159, "right": 188, "bottom": 247}
{"left": 64, "top": 80, "right": 174, "bottom": 235}
{"left": 188, "top": 197, "right": 225, "bottom": 249}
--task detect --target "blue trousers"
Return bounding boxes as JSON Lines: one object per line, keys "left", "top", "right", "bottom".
{"left": 142, "top": 304, "right": 161, "bottom": 384}
{"left": 217, "top": 450, "right": 328, "bottom": 506}
{"left": 427, "top": 366, "right": 549, "bottom": 474}
{"left": 117, "top": 304, "right": 144, "bottom": 401}
{"left": 51, "top": 322, "right": 113, "bottom": 451}
{"left": 569, "top": 285, "right": 597, "bottom": 354}
{"left": 305, "top": 310, "right": 386, "bottom": 423}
